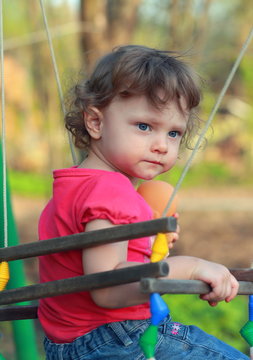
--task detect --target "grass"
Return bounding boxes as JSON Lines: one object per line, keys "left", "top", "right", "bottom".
{"left": 8, "top": 170, "right": 52, "bottom": 197}
{"left": 157, "top": 161, "right": 249, "bottom": 188}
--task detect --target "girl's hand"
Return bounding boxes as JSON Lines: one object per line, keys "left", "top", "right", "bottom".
{"left": 166, "top": 213, "right": 179, "bottom": 250}
{"left": 191, "top": 259, "right": 239, "bottom": 306}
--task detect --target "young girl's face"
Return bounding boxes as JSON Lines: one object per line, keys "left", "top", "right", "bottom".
{"left": 91, "top": 94, "right": 188, "bottom": 183}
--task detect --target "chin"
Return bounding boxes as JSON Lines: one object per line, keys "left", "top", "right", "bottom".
{"left": 140, "top": 173, "right": 158, "bottom": 181}
{"left": 128, "top": 168, "right": 162, "bottom": 181}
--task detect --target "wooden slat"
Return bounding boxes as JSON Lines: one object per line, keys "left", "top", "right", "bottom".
{"left": 0, "top": 305, "right": 38, "bottom": 321}
{"left": 1, "top": 267, "right": 252, "bottom": 322}
{"left": 0, "top": 217, "right": 176, "bottom": 261}
{"left": 230, "top": 268, "right": 253, "bottom": 281}
{"left": 140, "top": 278, "right": 253, "bottom": 295}
{"left": 0, "top": 262, "right": 169, "bottom": 306}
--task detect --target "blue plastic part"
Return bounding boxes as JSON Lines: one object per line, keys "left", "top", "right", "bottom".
{"left": 150, "top": 293, "right": 170, "bottom": 326}
{"left": 249, "top": 295, "right": 253, "bottom": 321}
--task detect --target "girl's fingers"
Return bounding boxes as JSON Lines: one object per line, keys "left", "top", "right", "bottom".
{"left": 200, "top": 274, "right": 239, "bottom": 305}
{"left": 165, "top": 213, "right": 180, "bottom": 250}
{"left": 225, "top": 275, "right": 239, "bottom": 302}
{"left": 208, "top": 301, "right": 218, "bottom": 307}
{"left": 167, "top": 232, "right": 178, "bottom": 248}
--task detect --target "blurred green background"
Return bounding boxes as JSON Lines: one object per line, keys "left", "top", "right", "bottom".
{"left": 1, "top": 0, "right": 253, "bottom": 189}
{"left": 0, "top": 0, "right": 252, "bottom": 359}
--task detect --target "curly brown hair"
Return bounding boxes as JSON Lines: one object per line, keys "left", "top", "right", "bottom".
{"left": 65, "top": 45, "right": 202, "bottom": 150}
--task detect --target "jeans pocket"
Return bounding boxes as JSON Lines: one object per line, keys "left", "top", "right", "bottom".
{"left": 162, "top": 320, "right": 188, "bottom": 341}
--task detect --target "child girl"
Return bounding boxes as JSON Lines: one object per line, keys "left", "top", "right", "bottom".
{"left": 38, "top": 45, "right": 249, "bottom": 359}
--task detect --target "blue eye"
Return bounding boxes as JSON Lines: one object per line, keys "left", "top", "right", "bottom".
{"left": 137, "top": 123, "right": 150, "bottom": 131}
{"left": 169, "top": 131, "right": 180, "bottom": 138}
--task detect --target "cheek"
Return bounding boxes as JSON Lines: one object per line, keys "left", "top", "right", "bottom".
{"left": 165, "top": 147, "right": 180, "bottom": 168}
{"left": 166, "top": 159, "right": 177, "bottom": 171}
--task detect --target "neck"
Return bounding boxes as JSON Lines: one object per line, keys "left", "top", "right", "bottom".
{"left": 79, "top": 148, "right": 112, "bottom": 171}
{"left": 79, "top": 148, "right": 139, "bottom": 186}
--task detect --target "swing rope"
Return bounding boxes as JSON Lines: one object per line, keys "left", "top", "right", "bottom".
{"left": 39, "top": 0, "right": 77, "bottom": 165}
{"left": 162, "top": 26, "right": 253, "bottom": 217}
{"left": 0, "top": 0, "right": 7, "bottom": 249}
{"left": 0, "top": 0, "right": 10, "bottom": 291}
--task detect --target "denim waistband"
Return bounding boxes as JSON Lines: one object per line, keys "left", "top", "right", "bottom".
{"left": 44, "top": 314, "right": 250, "bottom": 360}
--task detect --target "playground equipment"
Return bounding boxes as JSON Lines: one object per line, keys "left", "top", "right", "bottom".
{"left": 240, "top": 287, "right": 253, "bottom": 359}
{"left": 0, "top": 145, "right": 40, "bottom": 360}
{"left": 137, "top": 180, "right": 176, "bottom": 359}
{"left": 0, "top": 1, "right": 252, "bottom": 358}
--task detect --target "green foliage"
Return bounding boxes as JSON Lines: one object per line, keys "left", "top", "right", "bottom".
{"left": 2, "top": 0, "right": 253, "bottom": 179}
{"left": 240, "top": 57, "right": 253, "bottom": 98}
{"left": 3, "top": 1, "right": 29, "bottom": 36}
{"left": 8, "top": 171, "right": 51, "bottom": 197}
{"left": 157, "top": 161, "right": 243, "bottom": 188}
{"left": 163, "top": 294, "right": 249, "bottom": 354}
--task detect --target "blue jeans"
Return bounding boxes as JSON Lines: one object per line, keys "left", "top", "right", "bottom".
{"left": 44, "top": 316, "right": 249, "bottom": 359}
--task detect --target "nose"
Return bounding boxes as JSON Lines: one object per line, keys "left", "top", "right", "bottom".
{"left": 151, "top": 134, "right": 168, "bottom": 154}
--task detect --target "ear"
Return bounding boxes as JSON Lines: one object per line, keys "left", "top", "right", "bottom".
{"left": 84, "top": 107, "right": 103, "bottom": 140}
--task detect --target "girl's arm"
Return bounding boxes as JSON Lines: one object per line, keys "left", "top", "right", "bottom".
{"left": 166, "top": 256, "right": 239, "bottom": 306}
{"left": 82, "top": 219, "right": 150, "bottom": 308}
{"left": 82, "top": 219, "right": 238, "bottom": 308}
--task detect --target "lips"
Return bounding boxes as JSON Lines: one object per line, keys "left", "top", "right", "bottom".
{"left": 145, "top": 160, "right": 163, "bottom": 166}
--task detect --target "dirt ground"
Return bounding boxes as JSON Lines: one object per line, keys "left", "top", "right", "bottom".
{"left": 11, "top": 186, "right": 253, "bottom": 283}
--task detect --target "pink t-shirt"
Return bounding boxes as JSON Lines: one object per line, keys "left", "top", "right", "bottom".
{"left": 38, "top": 168, "right": 153, "bottom": 343}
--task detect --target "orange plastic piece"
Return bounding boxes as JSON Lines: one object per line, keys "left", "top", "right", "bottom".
{"left": 137, "top": 180, "right": 177, "bottom": 218}
{"left": 0, "top": 261, "right": 9, "bottom": 291}
{"left": 137, "top": 180, "right": 178, "bottom": 261}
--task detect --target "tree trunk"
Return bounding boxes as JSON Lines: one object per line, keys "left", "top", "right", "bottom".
{"left": 79, "top": 0, "right": 142, "bottom": 72}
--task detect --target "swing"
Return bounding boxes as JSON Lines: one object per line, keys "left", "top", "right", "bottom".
{"left": 0, "top": 1, "right": 253, "bottom": 359}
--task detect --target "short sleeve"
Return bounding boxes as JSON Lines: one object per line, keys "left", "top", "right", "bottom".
{"left": 76, "top": 172, "right": 152, "bottom": 227}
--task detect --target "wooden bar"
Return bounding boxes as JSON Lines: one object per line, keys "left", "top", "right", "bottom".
{"left": 230, "top": 268, "right": 253, "bottom": 281}
{"left": 0, "top": 262, "right": 169, "bottom": 306}
{"left": 0, "top": 217, "right": 176, "bottom": 262}
{"left": 140, "top": 278, "right": 253, "bottom": 295}
{"left": 0, "top": 305, "right": 38, "bottom": 321}
{"left": 1, "top": 268, "right": 252, "bottom": 321}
